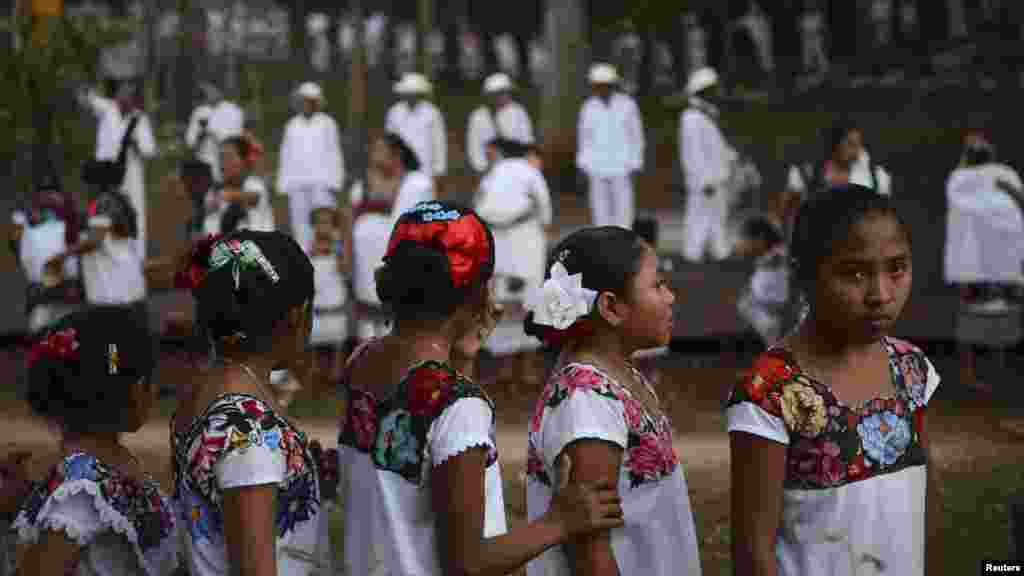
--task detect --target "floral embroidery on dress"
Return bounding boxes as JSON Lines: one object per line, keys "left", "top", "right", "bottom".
{"left": 173, "top": 394, "right": 320, "bottom": 542}
{"left": 15, "top": 452, "right": 176, "bottom": 557}
{"left": 727, "top": 337, "right": 930, "bottom": 490}
{"left": 338, "top": 360, "right": 499, "bottom": 485}
{"left": 527, "top": 364, "right": 679, "bottom": 489}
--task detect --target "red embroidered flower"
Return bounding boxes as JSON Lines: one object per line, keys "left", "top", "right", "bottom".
{"left": 913, "top": 407, "right": 926, "bottom": 437}
{"left": 407, "top": 366, "right": 454, "bottom": 417}
{"left": 817, "top": 439, "right": 845, "bottom": 486}
{"left": 759, "top": 389, "right": 783, "bottom": 418}
{"left": 628, "top": 435, "right": 675, "bottom": 480}
{"left": 870, "top": 398, "right": 885, "bottom": 413}
{"left": 350, "top": 394, "right": 378, "bottom": 450}
{"left": 529, "top": 394, "right": 547, "bottom": 434}
{"left": 622, "top": 396, "right": 645, "bottom": 429}
{"left": 240, "top": 399, "right": 266, "bottom": 417}
{"left": 753, "top": 354, "right": 796, "bottom": 386}
{"left": 847, "top": 452, "right": 869, "bottom": 481}
{"left": 846, "top": 412, "right": 860, "bottom": 430}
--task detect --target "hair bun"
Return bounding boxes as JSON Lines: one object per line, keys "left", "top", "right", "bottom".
{"left": 376, "top": 240, "right": 454, "bottom": 307}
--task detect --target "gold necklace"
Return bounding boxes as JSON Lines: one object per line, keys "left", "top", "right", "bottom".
{"left": 576, "top": 354, "right": 664, "bottom": 420}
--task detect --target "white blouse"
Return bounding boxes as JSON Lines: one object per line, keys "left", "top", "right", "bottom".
{"left": 338, "top": 342, "right": 507, "bottom": 575}
{"left": 526, "top": 363, "right": 701, "bottom": 576}
{"left": 173, "top": 394, "right": 330, "bottom": 575}
{"left": 81, "top": 234, "right": 146, "bottom": 305}
{"left": 726, "top": 337, "right": 939, "bottom": 576}
{"left": 12, "top": 452, "right": 179, "bottom": 576}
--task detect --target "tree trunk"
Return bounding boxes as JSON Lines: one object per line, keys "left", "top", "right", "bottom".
{"left": 416, "top": 0, "right": 433, "bottom": 76}
{"left": 346, "top": 0, "right": 368, "bottom": 188}
{"left": 540, "top": 0, "right": 584, "bottom": 197}
{"left": 288, "top": 0, "right": 310, "bottom": 83}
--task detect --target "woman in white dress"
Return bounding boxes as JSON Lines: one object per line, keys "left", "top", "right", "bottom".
{"left": 172, "top": 230, "right": 329, "bottom": 575}
{"left": 12, "top": 306, "right": 178, "bottom": 575}
{"left": 474, "top": 140, "right": 553, "bottom": 305}
{"left": 204, "top": 136, "right": 275, "bottom": 235}
{"left": 729, "top": 186, "right": 943, "bottom": 575}
{"left": 338, "top": 201, "right": 624, "bottom": 576}
{"left": 523, "top": 227, "right": 702, "bottom": 576}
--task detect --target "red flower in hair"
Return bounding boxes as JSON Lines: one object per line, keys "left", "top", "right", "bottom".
{"left": 174, "top": 234, "right": 224, "bottom": 290}
{"left": 537, "top": 319, "right": 595, "bottom": 346}
{"left": 26, "top": 328, "right": 81, "bottom": 369}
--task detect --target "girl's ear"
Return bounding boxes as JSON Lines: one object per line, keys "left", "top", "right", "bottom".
{"left": 596, "top": 291, "right": 627, "bottom": 327}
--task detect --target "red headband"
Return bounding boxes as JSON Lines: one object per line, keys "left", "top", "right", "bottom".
{"left": 385, "top": 205, "right": 492, "bottom": 289}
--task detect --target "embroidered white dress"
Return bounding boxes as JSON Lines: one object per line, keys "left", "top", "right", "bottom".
{"left": 338, "top": 342, "right": 507, "bottom": 575}
{"left": 726, "top": 338, "right": 939, "bottom": 576}
{"left": 526, "top": 363, "right": 701, "bottom": 576}
{"left": 173, "top": 394, "right": 329, "bottom": 575}
{"left": 310, "top": 253, "right": 348, "bottom": 346}
{"left": 11, "top": 452, "right": 178, "bottom": 576}
{"left": 81, "top": 234, "right": 146, "bottom": 306}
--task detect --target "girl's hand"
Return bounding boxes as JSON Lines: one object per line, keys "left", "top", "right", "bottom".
{"left": 543, "top": 454, "right": 624, "bottom": 540}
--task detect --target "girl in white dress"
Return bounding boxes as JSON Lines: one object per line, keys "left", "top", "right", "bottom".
{"left": 12, "top": 306, "right": 178, "bottom": 575}
{"left": 204, "top": 136, "right": 275, "bottom": 235}
{"left": 172, "top": 230, "right": 328, "bottom": 575}
{"left": 523, "top": 226, "right": 702, "bottom": 576}
{"left": 728, "top": 185, "right": 943, "bottom": 575}
{"left": 338, "top": 201, "right": 624, "bottom": 576}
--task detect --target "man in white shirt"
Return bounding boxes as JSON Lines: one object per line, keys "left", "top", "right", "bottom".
{"left": 466, "top": 73, "right": 534, "bottom": 174}
{"left": 679, "top": 67, "right": 736, "bottom": 262}
{"left": 576, "top": 63, "right": 645, "bottom": 229}
{"left": 185, "top": 82, "right": 245, "bottom": 184}
{"left": 80, "top": 81, "right": 156, "bottom": 257}
{"left": 276, "top": 82, "right": 345, "bottom": 253}
{"left": 385, "top": 73, "right": 447, "bottom": 180}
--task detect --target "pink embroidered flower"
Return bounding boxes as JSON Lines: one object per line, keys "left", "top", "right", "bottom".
{"left": 529, "top": 398, "right": 546, "bottom": 434}
{"left": 870, "top": 398, "right": 885, "bottom": 413}
{"left": 888, "top": 338, "right": 916, "bottom": 355}
{"left": 899, "top": 355, "right": 924, "bottom": 388}
{"left": 189, "top": 433, "right": 227, "bottom": 478}
{"left": 564, "top": 368, "right": 606, "bottom": 393}
{"left": 789, "top": 438, "right": 846, "bottom": 487}
{"left": 526, "top": 449, "right": 545, "bottom": 476}
{"left": 622, "top": 396, "right": 644, "bottom": 430}
{"left": 817, "top": 439, "right": 845, "bottom": 486}
{"left": 628, "top": 435, "right": 674, "bottom": 480}
{"left": 892, "top": 400, "right": 906, "bottom": 417}
{"left": 351, "top": 395, "right": 378, "bottom": 450}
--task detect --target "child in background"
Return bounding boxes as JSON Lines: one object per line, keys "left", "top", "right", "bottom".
{"left": 523, "top": 226, "right": 701, "bottom": 576}
{"left": 308, "top": 206, "right": 349, "bottom": 390}
{"left": 13, "top": 183, "right": 82, "bottom": 334}
{"left": 728, "top": 185, "right": 943, "bottom": 576}
{"left": 734, "top": 214, "right": 797, "bottom": 347}
{"left": 11, "top": 306, "right": 178, "bottom": 575}
{"left": 204, "top": 135, "right": 275, "bottom": 235}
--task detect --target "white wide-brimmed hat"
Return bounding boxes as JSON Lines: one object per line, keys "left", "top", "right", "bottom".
{"left": 296, "top": 82, "right": 324, "bottom": 100}
{"left": 686, "top": 67, "right": 719, "bottom": 95}
{"left": 483, "top": 73, "right": 513, "bottom": 94}
{"left": 394, "top": 73, "right": 432, "bottom": 95}
{"left": 588, "top": 63, "right": 620, "bottom": 84}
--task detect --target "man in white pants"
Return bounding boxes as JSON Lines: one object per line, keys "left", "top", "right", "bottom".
{"left": 576, "top": 63, "right": 645, "bottom": 229}
{"left": 385, "top": 73, "right": 447, "bottom": 180}
{"left": 680, "top": 67, "right": 737, "bottom": 262}
{"left": 276, "top": 82, "right": 345, "bottom": 252}
{"left": 80, "top": 81, "right": 156, "bottom": 257}
{"left": 466, "top": 73, "right": 534, "bottom": 174}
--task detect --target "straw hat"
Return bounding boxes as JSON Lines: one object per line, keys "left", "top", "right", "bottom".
{"left": 588, "top": 63, "right": 620, "bottom": 84}
{"left": 483, "top": 73, "right": 513, "bottom": 94}
{"left": 686, "top": 67, "right": 719, "bottom": 96}
{"left": 394, "top": 73, "right": 433, "bottom": 95}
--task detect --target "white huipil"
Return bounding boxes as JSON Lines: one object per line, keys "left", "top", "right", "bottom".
{"left": 474, "top": 157, "right": 552, "bottom": 298}
{"left": 83, "top": 91, "right": 156, "bottom": 256}
{"left": 944, "top": 162, "right": 1024, "bottom": 285}
{"left": 465, "top": 102, "right": 535, "bottom": 172}
{"left": 576, "top": 92, "right": 645, "bottom": 229}
{"left": 679, "top": 97, "right": 736, "bottom": 262}
{"left": 276, "top": 112, "right": 345, "bottom": 251}
{"left": 185, "top": 99, "right": 245, "bottom": 182}
{"left": 385, "top": 100, "right": 447, "bottom": 178}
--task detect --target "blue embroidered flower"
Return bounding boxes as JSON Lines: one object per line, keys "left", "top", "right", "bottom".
{"left": 374, "top": 410, "right": 420, "bottom": 473}
{"left": 263, "top": 428, "right": 282, "bottom": 451}
{"left": 64, "top": 454, "right": 100, "bottom": 481}
{"left": 857, "top": 411, "right": 912, "bottom": 466}
{"left": 184, "top": 487, "right": 218, "bottom": 542}
{"left": 276, "top": 475, "right": 318, "bottom": 536}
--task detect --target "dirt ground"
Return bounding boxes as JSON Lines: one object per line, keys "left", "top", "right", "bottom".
{"left": 2, "top": 355, "right": 1022, "bottom": 575}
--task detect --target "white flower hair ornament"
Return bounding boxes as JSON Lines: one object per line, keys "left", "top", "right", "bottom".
{"left": 527, "top": 262, "right": 598, "bottom": 331}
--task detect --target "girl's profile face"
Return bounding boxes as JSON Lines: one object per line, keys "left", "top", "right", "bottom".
{"left": 620, "top": 245, "right": 676, "bottom": 349}
{"left": 814, "top": 211, "right": 911, "bottom": 343}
